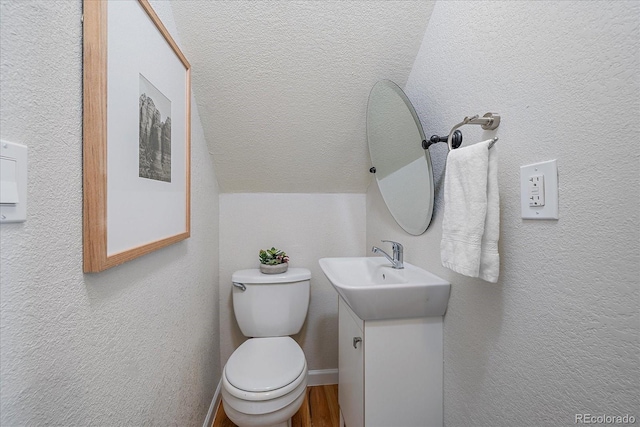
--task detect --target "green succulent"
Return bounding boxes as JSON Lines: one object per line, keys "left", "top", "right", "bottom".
{"left": 259, "top": 247, "right": 290, "bottom": 265}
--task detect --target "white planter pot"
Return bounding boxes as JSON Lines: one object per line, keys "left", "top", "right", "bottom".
{"left": 260, "top": 262, "right": 288, "bottom": 274}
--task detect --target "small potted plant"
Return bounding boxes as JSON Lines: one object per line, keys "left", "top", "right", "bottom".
{"left": 259, "top": 247, "right": 289, "bottom": 274}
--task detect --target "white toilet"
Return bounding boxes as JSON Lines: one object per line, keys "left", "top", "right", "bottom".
{"left": 222, "top": 268, "right": 311, "bottom": 427}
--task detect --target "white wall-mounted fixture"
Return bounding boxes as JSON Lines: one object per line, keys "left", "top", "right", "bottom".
{"left": 520, "top": 159, "right": 558, "bottom": 219}
{"left": 0, "top": 140, "right": 28, "bottom": 223}
{"left": 320, "top": 257, "right": 450, "bottom": 426}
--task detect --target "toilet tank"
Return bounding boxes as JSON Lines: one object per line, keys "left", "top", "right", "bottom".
{"left": 231, "top": 268, "right": 311, "bottom": 338}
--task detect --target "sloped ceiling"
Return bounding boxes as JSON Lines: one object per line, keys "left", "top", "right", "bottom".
{"left": 171, "top": 1, "right": 434, "bottom": 193}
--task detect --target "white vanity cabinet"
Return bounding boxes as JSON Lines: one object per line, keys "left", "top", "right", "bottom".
{"left": 338, "top": 296, "right": 444, "bottom": 427}
{"left": 338, "top": 297, "right": 364, "bottom": 427}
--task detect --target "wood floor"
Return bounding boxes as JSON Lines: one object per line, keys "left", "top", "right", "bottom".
{"left": 212, "top": 385, "right": 339, "bottom": 427}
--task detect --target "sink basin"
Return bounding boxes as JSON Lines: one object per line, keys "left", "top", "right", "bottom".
{"left": 319, "top": 257, "right": 450, "bottom": 321}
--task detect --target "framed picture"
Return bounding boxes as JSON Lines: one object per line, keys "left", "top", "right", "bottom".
{"left": 83, "top": 0, "right": 191, "bottom": 273}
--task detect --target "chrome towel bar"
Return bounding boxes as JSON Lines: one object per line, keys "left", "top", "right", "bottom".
{"left": 424, "top": 112, "right": 501, "bottom": 151}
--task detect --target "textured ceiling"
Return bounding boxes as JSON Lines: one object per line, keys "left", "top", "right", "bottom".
{"left": 171, "top": 1, "right": 434, "bottom": 193}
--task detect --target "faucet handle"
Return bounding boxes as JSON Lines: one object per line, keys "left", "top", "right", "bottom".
{"left": 381, "top": 240, "right": 403, "bottom": 251}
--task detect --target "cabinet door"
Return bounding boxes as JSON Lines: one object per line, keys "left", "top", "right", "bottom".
{"left": 339, "top": 298, "right": 364, "bottom": 427}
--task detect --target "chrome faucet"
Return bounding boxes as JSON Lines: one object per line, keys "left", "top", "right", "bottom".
{"left": 371, "top": 240, "right": 404, "bottom": 269}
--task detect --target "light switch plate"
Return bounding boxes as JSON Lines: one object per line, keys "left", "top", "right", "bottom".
{"left": 1, "top": 140, "right": 28, "bottom": 223}
{"left": 520, "top": 159, "right": 558, "bottom": 219}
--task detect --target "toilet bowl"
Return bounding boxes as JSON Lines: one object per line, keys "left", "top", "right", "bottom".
{"left": 222, "top": 337, "right": 308, "bottom": 427}
{"left": 222, "top": 268, "right": 311, "bottom": 427}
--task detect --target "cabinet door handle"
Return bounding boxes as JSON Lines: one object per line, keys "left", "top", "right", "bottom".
{"left": 353, "top": 337, "right": 362, "bottom": 349}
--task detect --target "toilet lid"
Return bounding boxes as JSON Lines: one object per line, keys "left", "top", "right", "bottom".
{"left": 226, "top": 337, "right": 306, "bottom": 393}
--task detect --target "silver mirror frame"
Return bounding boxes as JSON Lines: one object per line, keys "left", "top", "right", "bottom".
{"left": 367, "top": 80, "right": 434, "bottom": 235}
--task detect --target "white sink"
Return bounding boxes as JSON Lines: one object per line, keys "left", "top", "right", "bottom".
{"left": 319, "top": 257, "right": 450, "bottom": 321}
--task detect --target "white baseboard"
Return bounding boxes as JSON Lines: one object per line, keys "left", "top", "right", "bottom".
{"left": 307, "top": 368, "right": 338, "bottom": 386}
{"left": 202, "top": 378, "right": 222, "bottom": 427}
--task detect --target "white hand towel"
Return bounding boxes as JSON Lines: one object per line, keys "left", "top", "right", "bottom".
{"left": 441, "top": 139, "right": 500, "bottom": 282}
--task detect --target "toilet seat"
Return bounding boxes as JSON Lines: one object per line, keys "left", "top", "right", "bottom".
{"left": 227, "top": 336, "right": 305, "bottom": 393}
{"left": 224, "top": 337, "right": 307, "bottom": 402}
{"left": 222, "top": 372, "right": 307, "bottom": 422}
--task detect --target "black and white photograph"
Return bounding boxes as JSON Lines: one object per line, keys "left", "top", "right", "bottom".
{"left": 139, "top": 73, "right": 171, "bottom": 182}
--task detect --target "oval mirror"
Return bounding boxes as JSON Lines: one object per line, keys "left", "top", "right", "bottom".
{"left": 367, "top": 80, "right": 434, "bottom": 235}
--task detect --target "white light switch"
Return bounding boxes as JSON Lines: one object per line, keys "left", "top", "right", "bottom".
{"left": 1, "top": 157, "right": 20, "bottom": 204}
{"left": 1, "top": 140, "right": 28, "bottom": 223}
{"left": 520, "top": 159, "right": 558, "bottom": 219}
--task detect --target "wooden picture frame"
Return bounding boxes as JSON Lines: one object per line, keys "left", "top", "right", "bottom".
{"left": 83, "top": 0, "right": 191, "bottom": 273}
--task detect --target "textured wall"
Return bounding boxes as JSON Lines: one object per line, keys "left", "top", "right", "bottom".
{"left": 0, "top": 1, "right": 221, "bottom": 425}
{"left": 171, "top": 1, "right": 435, "bottom": 193}
{"left": 367, "top": 1, "right": 640, "bottom": 426}
{"left": 219, "top": 193, "right": 366, "bottom": 371}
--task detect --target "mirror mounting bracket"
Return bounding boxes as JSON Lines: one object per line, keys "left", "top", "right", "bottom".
{"left": 423, "top": 130, "right": 462, "bottom": 150}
